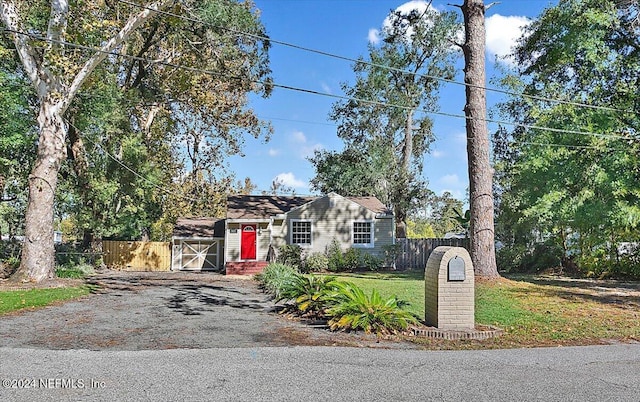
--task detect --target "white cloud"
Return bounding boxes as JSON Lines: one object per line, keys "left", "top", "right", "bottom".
{"left": 291, "top": 131, "right": 306, "bottom": 143}
{"left": 320, "top": 82, "right": 332, "bottom": 94}
{"left": 432, "top": 149, "right": 444, "bottom": 158}
{"left": 268, "top": 148, "right": 280, "bottom": 157}
{"left": 393, "top": 0, "right": 433, "bottom": 16}
{"left": 485, "top": 14, "right": 531, "bottom": 65}
{"left": 288, "top": 130, "right": 323, "bottom": 158}
{"left": 300, "top": 143, "right": 324, "bottom": 159}
{"left": 274, "top": 172, "right": 307, "bottom": 189}
{"left": 368, "top": 28, "right": 381, "bottom": 44}
{"left": 368, "top": 1, "right": 437, "bottom": 44}
{"left": 440, "top": 174, "right": 462, "bottom": 187}
{"left": 439, "top": 188, "right": 465, "bottom": 201}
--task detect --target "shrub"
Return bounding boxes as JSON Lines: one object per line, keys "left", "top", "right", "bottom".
{"left": 342, "top": 248, "right": 361, "bottom": 271}
{"left": 5, "top": 256, "right": 20, "bottom": 270}
{"left": 496, "top": 244, "right": 528, "bottom": 273}
{"left": 324, "top": 281, "right": 418, "bottom": 334}
{"left": 303, "top": 252, "right": 329, "bottom": 273}
{"left": 55, "top": 267, "right": 87, "bottom": 279}
{"left": 276, "top": 245, "right": 303, "bottom": 269}
{"left": 360, "top": 252, "right": 382, "bottom": 271}
{"left": 522, "top": 243, "right": 562, "bottom": 273}
{"left": 497, "top": 243, "right": 562, "bottom": 273}
{"left": 326, "top": 239, "right": 346, "bottom": 272}
{"left": 382, "top": 244, "right": 402, "bottom": 267}
{"left": 0, "top": 256, "right": 20, "bottom": 279}
{"left": 254, "top": 263, "right": 301, "bottom": 301}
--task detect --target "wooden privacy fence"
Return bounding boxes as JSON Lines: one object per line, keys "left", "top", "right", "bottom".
{"left": 395, "top": 238, "right": 470, "bottom": 270}
{"left": 103, "top": 241, "right": 171, "bottom": 271}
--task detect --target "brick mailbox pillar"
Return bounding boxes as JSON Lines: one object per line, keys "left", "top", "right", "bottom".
{"left": 424, "top": 246, "right": 475, "bottom": 330}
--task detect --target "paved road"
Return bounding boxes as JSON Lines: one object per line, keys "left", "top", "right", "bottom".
{"left": 1, "top": 344, "right": 639, "bottom": 401}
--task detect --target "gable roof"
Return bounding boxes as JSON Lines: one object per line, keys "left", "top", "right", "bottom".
{"left": 173, "top": 217, "right": 225, "bottom": 238}
{"left": 226, "top": 194, "right": 392, "bottom": 219}
{"left": 226, "top": 195, "right": 315, "bottom": 220}
{"left": 347, "top": 196, "right": 392, "bottom": 215}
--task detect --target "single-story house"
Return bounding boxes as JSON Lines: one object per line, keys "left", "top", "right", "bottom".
{"left": 171, "top": 192, "right": 395, "bottom": 275}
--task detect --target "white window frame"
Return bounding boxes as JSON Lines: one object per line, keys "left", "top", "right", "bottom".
{"left": 352, "top": 220, "right": 374, "bottom": 248}
{"left": 290, "top": 219, "right": 313, "bottom": 247}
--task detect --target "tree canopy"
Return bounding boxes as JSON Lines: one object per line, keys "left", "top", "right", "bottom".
{"left": 494, "top": 0, "right": 640, "bottom": 277}
{"left": 0, "top": 0, "right": 271, "bottom": 281}
{"left": 310, "top": 5, "right": 461, "bottom": 237}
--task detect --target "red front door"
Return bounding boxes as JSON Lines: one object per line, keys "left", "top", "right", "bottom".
{"left": 241, "top": 224, "right": 257, "bottom": 260}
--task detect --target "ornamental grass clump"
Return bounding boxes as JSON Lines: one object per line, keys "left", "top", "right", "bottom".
{"left": 324, "top": 281, "right": 418, "bottom": 335}
{"left": 254, "top": 263, "right": 301, "bottom": 301}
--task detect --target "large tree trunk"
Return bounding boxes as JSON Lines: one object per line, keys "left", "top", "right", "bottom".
{"left": 11, "top": 101, "right": 66, "bottom": 282}
{"left": 2, "top": 0, "right": 171, "bottom": 282}
{"left": 461, "top": 0, "right": 499, "bottom": 278}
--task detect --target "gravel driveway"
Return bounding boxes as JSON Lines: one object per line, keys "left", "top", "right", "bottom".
{"left": 0, "top": 271, "right": 403, "bottom": 350}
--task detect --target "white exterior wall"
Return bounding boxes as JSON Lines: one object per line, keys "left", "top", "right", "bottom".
{"left": 284, "top": 193, "right": 394, "bottom": 258}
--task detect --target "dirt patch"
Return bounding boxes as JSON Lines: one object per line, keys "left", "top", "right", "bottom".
{"left": 0, "top": 277, "right": 85, "bottom": 290}
{"left": 0, "top": 270, "right": 416, "bottom": 350}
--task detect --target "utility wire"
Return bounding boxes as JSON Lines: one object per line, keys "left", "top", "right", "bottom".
{"left": 2, "top": 28, "right": 634, "bottom": 143}
{"left": 68, "top": 121, "right": 286, "bottom": 200}
{"left": 511, "top": 141, "right": 619, "bottom": 150}
{"left": 117, "top": 0, "right": 632, "bottom": 115}
{"left": 68, "top": 121, "right": 204, "bottom": 203}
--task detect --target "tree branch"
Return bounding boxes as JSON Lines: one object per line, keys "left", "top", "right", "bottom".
{"left": 485, "top": 2, "right": 500, "bottom": 11}
{"left": 0, "top": 1, "right": 46, "bottom": 92}
{"left": 46, "top": 0, "right": 69, "bottom": 51}
{"left": 62, "top": 0, "right": 174, "bottom": 113}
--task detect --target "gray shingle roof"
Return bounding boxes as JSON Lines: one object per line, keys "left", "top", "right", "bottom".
{"left": 347, "top": 196, "right": 392, "bottom": 215}
{"left": 227, "top": 194, "right": 392, "bottom": 219}
{"left": 226, "top": 195, "right": 315, "bottom": 219}
{"left": 173, "top": 217, "right": 225, "bottom": 238}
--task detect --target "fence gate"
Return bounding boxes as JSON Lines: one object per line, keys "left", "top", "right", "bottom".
{"left": 103, "top": 241, "right": 171, "bottom": 271}
{"left": 395, "top": 238, "right": 470, "bottom": 270}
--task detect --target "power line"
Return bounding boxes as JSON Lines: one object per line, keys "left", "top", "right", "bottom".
{"left": 117, "top": 0, "right": 632, "bottom": 115}
{"left": 511, "top": 141, "right": 618, "bottom": 150}
{"left": 67, "top": 121, "right": 203, "bottom": 203}
{"left": 69, "top": 120, "right": 623, "bottom": 206}
{"left": 67, "top": 121, "right": 288, "bottom": 200}
{"left": 3, "top": 28, "right": 633, "bottom": 143}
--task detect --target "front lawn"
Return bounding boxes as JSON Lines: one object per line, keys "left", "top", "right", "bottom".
{"left": 331, "top": 271, "right": 640, "bottom": 347}
{"left": 0, "top": 286, "right": 92, "bottom": 315}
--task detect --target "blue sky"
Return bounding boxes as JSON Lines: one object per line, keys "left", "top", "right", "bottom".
{"left": 227, "top": 0, "right": 558, "bottom": 201}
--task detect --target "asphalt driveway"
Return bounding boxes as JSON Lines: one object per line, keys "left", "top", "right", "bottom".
{"left": 0, "top": 271, "right": 400, "bottom": 350}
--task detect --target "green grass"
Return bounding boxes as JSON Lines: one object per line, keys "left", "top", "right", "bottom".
{"left": 330, "top": 270, "right": 425, "bottom": 317}
{"left": 0, "top": 286, "right": 92, "bottom": 315}
{"left": 329, "top": 271, "right": 640, "bottom": 347}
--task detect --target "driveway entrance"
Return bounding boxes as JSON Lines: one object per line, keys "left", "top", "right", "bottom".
{"left": 0, "top": 271, "right": 395, "bottom": 350}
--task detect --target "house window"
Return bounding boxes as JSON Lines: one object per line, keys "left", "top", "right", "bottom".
{"left": 353, "top": 221, "right": 374, "bottom": 247}
{"left": 291, "top": 220, "right": 312, "bottom": 245}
